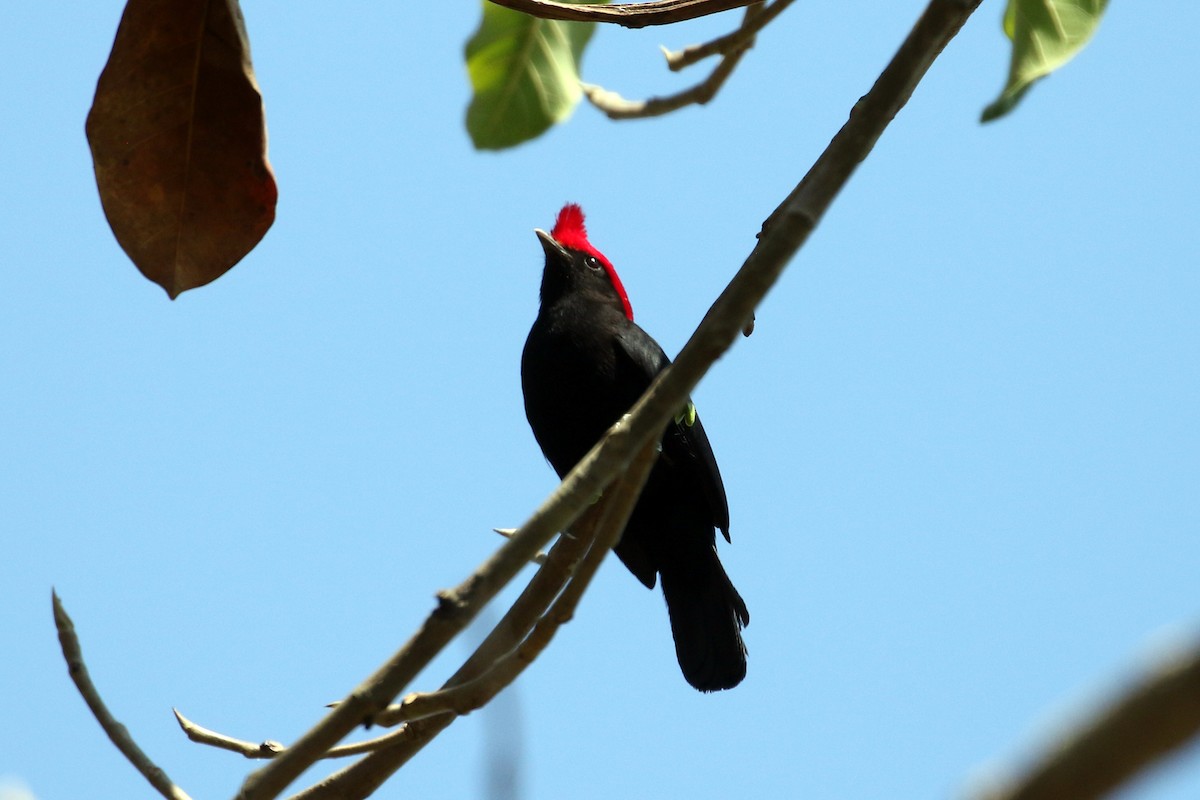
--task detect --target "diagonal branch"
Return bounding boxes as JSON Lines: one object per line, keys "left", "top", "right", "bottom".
{"left": 237, "top": 443, "right": 649, "bottom": 800}
{"left": 487, "top": 0, "right": 757, "bottom": 29}
{"left": 195, "top": 514, "right": 604, "bottom": 773}
{"left": 235, "top": 435, "right": 634, "bottom": 799}
{"left": 287, "top": 444, "right": 662, "bottom": 800}
{"left": 53, "top": 591, "right": 193, "bottom": 800}
{"left": 375, "top": 443, "right": 658, "bottom": 729}
{"left": 237, "top": 1, "right": 980, "bottom": 799}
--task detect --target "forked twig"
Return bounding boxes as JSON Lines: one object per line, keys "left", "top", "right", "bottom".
{"left": 584, "top": 1, "right": 789, "bottom": 119}
{"left": 664, "top": 0, "right": 794, "bottom": 70}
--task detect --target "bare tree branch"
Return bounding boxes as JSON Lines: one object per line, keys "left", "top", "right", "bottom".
{"left": 287, "top": 444, "right": 660, "bottom": 800}
{"left": 182, "top": 492, "right": 624, "bottom": 766}
{"left": 486, "top": 0, "right": 756, "bottom": 29}
{"left": 584, "top": 3, "right": 771, "bottom": 119}
{"left": 583, "top": 0, "right": 984, "bottom": 507}
{"left": 380, "top": 444, "right": 659, "bottom": 729}
{"left": 238, "top": 448, "right": 648, "bottom": 799}
{"left": 52, "top": 591, "right": 193, "bottom": 800}
{"left": 971, "top": 639, "right": 1200, "bottom": 800}
{"left": 235, "top": 427, "right": 635, "bottom": 799}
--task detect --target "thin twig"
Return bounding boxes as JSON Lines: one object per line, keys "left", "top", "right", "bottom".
{"left": 585, "top": 3, "right": 768, "bottom": 119}
{"left": 664, "top": 0, "right": 794, "bottom": 71}
{"left": 53, "top": 591, "right": 193, "bottom": 800}
{"left": 971, "top": 639, "right": 1200, "bottom": 800}
{"left": 583, "top": 53, "right": 741, "bottom": 118}
{"left": 236, "top": 3, "right": 980, "bottom": 798}
{"left": 174, "top": 709, "right": 286, "bottom": 758}
{"left": 487, "top": 0, "right": 755, "bottom": 29}
{"left": 174, "top": 709, "right": 407, "bottom": 760}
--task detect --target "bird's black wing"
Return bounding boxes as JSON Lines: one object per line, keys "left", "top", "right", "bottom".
{"left": 614, "top": 325, "right": 731, "bottom": 538}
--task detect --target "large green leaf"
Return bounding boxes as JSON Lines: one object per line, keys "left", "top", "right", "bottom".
{"left": 982, "top": 0, "right": 1108, "bottom": 123}
{"left": 464, "top": 1, "right": 602, "bottom": 150}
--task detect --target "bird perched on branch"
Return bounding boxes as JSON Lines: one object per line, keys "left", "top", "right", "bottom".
{"left": 520, "top": 204, "right": 749, "bottom": 692}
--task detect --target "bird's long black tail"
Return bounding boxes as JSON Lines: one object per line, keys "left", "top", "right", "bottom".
{"left": 658, "top": 540, "right": 749, "bottom": 692}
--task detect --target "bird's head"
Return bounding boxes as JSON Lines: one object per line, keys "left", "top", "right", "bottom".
{"left": 535, "top": 204, "right": 633, "bottom": 321}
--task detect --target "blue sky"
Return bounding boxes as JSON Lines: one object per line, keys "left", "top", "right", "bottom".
{"left": 2, "top": 2, "right": 1198, "bottom": 799}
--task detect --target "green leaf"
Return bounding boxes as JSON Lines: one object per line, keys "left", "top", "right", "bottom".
{"left": 464, "top": 1, "right": 603, "bottom": 150}
{"left": 982, "top": 0, "right": 1108, "bottom": 123}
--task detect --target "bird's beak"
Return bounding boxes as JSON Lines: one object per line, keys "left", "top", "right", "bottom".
{"left": 535, "top": 228, "right": 570, "bottom": 263}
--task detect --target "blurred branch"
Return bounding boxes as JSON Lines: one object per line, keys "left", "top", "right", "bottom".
{"left": 584, "top": 2, "right": 783, "bottom": 119}
{"left": 53, "top": 591, "right": 193, "bottom": 800}
{"left": 486, "top": 0, "right": 756, "bottom": 29}
{"left": 972, "top": 640, "right": 1200, "bottom": 800}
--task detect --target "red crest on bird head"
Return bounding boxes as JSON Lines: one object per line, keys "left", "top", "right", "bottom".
{"left": 551, "top": 204, "right": 633, "bottom": 321}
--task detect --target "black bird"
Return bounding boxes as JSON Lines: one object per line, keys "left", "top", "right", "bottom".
{"left": 520, "top": 204, "right": 749, "bottom": 692}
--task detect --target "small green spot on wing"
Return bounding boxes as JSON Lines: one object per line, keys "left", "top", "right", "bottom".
{"left": 674, "top": 401, "right": 697, "bottom": 428}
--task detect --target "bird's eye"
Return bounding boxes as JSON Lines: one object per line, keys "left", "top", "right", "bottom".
{"left": 584, "top": 255, "right": 602, "bottom": 272}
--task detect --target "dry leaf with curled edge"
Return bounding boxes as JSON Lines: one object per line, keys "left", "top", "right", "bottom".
{"left": 86, "top": 0, "right": 277, "bottom": 299}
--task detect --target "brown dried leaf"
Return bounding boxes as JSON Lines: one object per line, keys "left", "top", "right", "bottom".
{"left": 86, "top": 0, "right": 276, "bottom": 299}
